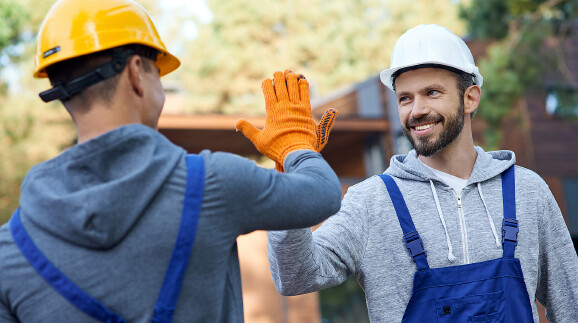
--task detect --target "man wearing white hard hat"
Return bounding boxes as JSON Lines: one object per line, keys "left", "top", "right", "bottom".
{"left": 267, "top": 24, "right": 578, "bottom": 322}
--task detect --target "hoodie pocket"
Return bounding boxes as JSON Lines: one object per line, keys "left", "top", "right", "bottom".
{"left": 435, "top": 291, "right": 504, "bottom": 323}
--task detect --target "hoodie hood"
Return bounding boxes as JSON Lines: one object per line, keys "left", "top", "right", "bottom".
{"left": 385, "top": 146, "right": 516, "bottom": 185}
{"left": 19, "top": 124, "right": 185, "bottom": 249}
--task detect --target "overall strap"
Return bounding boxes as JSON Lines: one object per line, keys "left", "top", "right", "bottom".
{"left": 501, "top": 165, "right": 518, "bottom": 258}
{"left": 379, "top": 175, "right": 429, "bottom": 271}
{"left": 10, "top": 208, "right": 127, "bottom": 323}
{"left": 10, "top": 154, "right": 205, "bottom": 323}
{"left": 152, "top": 154, "right": 204, "bottom": 323}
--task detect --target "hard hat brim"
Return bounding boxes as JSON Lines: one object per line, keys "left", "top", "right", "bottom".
{"left": 380, "top": 61, "right": 483, "bottom": 91}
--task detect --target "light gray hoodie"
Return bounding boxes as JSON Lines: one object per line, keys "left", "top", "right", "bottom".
{"left": 268, "top": 147, "right": 578, "bottom": 322}
{"left": 0, "top": 124, "right": 342, "bottom": 322}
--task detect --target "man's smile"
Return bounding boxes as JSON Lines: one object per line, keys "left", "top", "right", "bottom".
{"left": 413, "top": 122, "right": 439, "bottom": 134}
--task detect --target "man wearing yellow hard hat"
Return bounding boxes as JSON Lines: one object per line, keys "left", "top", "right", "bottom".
{"left": 0, "top": 0, "right": 341, "bottom": 321}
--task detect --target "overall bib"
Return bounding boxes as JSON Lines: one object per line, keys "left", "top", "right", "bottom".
{"left": 379, "top": 166, "right": 534, "bottom": 322}
{"left": 10, "top": 154, "right": 205, "bottom": 323}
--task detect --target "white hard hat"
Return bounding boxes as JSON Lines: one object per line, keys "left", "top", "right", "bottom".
{"left": 380, "top": 24, "right": 483, "bottom": 91}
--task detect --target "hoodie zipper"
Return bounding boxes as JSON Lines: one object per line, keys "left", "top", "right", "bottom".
{"left": 456, "top": 193, "right": 470, "bottom": 264}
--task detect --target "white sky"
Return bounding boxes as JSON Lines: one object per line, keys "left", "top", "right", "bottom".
{"left": 158, "top": 0, "right": 213, "bottom": 39}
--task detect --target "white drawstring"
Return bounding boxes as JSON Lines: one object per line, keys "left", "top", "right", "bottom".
{"left": 477, "top": 183, "right": 501, "bottom": 248}
{"left": 430, "top": 181, "right": 456, "bottom": 262}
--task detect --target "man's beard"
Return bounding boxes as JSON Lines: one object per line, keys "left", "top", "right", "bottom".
{"left": 403, "top": 100, "right": 465, "bottom": 157}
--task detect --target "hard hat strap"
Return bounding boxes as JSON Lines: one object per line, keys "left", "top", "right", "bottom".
{"left": 39, "top": 46, "right": 158, "bottom": 103}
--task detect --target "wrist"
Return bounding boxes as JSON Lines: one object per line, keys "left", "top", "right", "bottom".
{"left": 280, "top": 143, "right": 315, "bottom": 164}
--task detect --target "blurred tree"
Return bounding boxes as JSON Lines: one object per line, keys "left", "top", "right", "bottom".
{"left": 0, "top": 92, "right": 73, "bottom": 224}
{"left": 0, "top": 0, "right": 55, "bottom": 69}
{"left": 0, "top": 0, "right": 74, "bottom": 223}
{"left": 460, "top": 0, "right": 578, "bottom": 148}
{"left": 0, "top": 0, "right": 27, "bottom": 53}
{"left": 0, "top": 0, "right": 27, "bottom": 94}
{"left": 176, "top": 0, "right": 465, "bottom": 115}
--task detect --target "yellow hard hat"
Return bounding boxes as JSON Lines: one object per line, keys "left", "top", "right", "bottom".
{"left": 34, "top": 0, "right": 180, "bottom": 78}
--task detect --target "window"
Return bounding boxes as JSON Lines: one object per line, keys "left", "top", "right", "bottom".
{"left": 545, "top": 85, "right": 578, "bottom": 121}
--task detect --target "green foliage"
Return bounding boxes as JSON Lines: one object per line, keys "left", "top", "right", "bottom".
{"left": 0, "top": 0, "right": 74, "bottom": 224}
{"left": 0, "top": 0, "right": 27, "bottom": 50}
{"left": 460, "top": 0, "right": 576, "bottom": 40}
{"left": 459, "top": 0, "right": 511, "bottom": 40}
{"left": 0, "top": 0, "right": 54, "bottom": 66}
{"left": 461, "top": 0, "right": 577, "bottom": 148}
{"left": 0, "top": 0, "right": 27, "bottom": 95}
{"left": 176, "top": 0, "right": 464, "bottom": 115}
{"left": 0, "top": 90, "right": 74, "bottom": 224}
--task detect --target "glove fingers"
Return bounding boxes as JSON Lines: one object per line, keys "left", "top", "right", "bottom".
{"left": 298, "top": 74, "right": 310, "bottom": 105}
{"left": 316, "top": 108, "right": 339, "bottom": 151}
{"left": 285, "top": 71, "right": 300, "bottom": 103}
{"left": 261, "top": 78, "right": 277, "bottom": 107}
{"left": 236, "top": 119, "right": 260, "bottom": 142}
{"left": 273, "top": 71, "right": 289, "bottom": 101}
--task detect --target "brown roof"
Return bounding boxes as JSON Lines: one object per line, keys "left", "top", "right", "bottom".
{"left": 158, "top": 114, "right": 389, "bottom": 156}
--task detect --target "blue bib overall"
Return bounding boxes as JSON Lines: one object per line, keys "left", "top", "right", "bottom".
{"left": 379, "top": 166, "right": 534, "bottom": 322}
{"left": 10, "top": 154, "right": 205, "bottom": 323}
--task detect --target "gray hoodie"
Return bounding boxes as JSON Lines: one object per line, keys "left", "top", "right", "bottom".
{"left": 0, "top": 124, "right": 342, "bottom": 322}
{"left": 268, "top": 147, "right": 578, "bottom": 322}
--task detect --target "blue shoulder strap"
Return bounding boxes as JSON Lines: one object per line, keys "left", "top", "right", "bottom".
{"left": 501, "top": 165, "right": 518, "bottom": 258}
{"left": 379, "top": 174, "right": 429, "bottom": 271}
{"left": 10, "top": 208, "right": 127, "bottom": 323}
{"left": 152, "top": 154, "right": 204, "bottom": 322}
{"left": 10, "top": 154, "right": 205, "bottom": 323}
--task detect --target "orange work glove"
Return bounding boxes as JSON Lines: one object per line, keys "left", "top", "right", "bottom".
{"left": 270, "top": 108, "right": 338, "bottom": 172}
{"left": 236, "top": 71, "right": 338, "bottom": 171}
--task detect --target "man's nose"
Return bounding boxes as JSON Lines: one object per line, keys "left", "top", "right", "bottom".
{"left": 411, "top": 95, "right": 430, "bottom": 119}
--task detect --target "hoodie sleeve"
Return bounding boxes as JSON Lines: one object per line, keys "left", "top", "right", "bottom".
{"left": 534, "top": 186, "right": 578, "bottom": 322}
{"left": 203, "top": 149, "right": 342, "bottom": 234}
{"left": 267, "top": 182, "right": 369, "bottom": 296}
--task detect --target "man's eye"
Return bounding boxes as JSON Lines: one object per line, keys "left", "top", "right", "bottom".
{"left": 428, "top": 90, "right": 440, "bottom": 96}
{"left": 398, "top": 96, "right": 409, "bottom": 104}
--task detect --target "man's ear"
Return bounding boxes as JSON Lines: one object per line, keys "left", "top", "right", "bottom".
{"left": 127, "top": 55, "right": 144, "bottom": 97}
{"left": 464, "top": 85, "right": 481, "bottom": 115}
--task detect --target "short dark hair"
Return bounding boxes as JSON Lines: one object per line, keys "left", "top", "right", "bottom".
{"left": 456, "top": 71, "right": 476, "bottom": 117}
{"left": 46, "top": 45, "right": 156, "bottom": 109}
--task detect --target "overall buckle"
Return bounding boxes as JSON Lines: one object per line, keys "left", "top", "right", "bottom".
{"left": 502, "top": 218, "right": 519, "bottom": 246}
{"left": 404, "top": 231, "right": 426, "bottom": 258}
